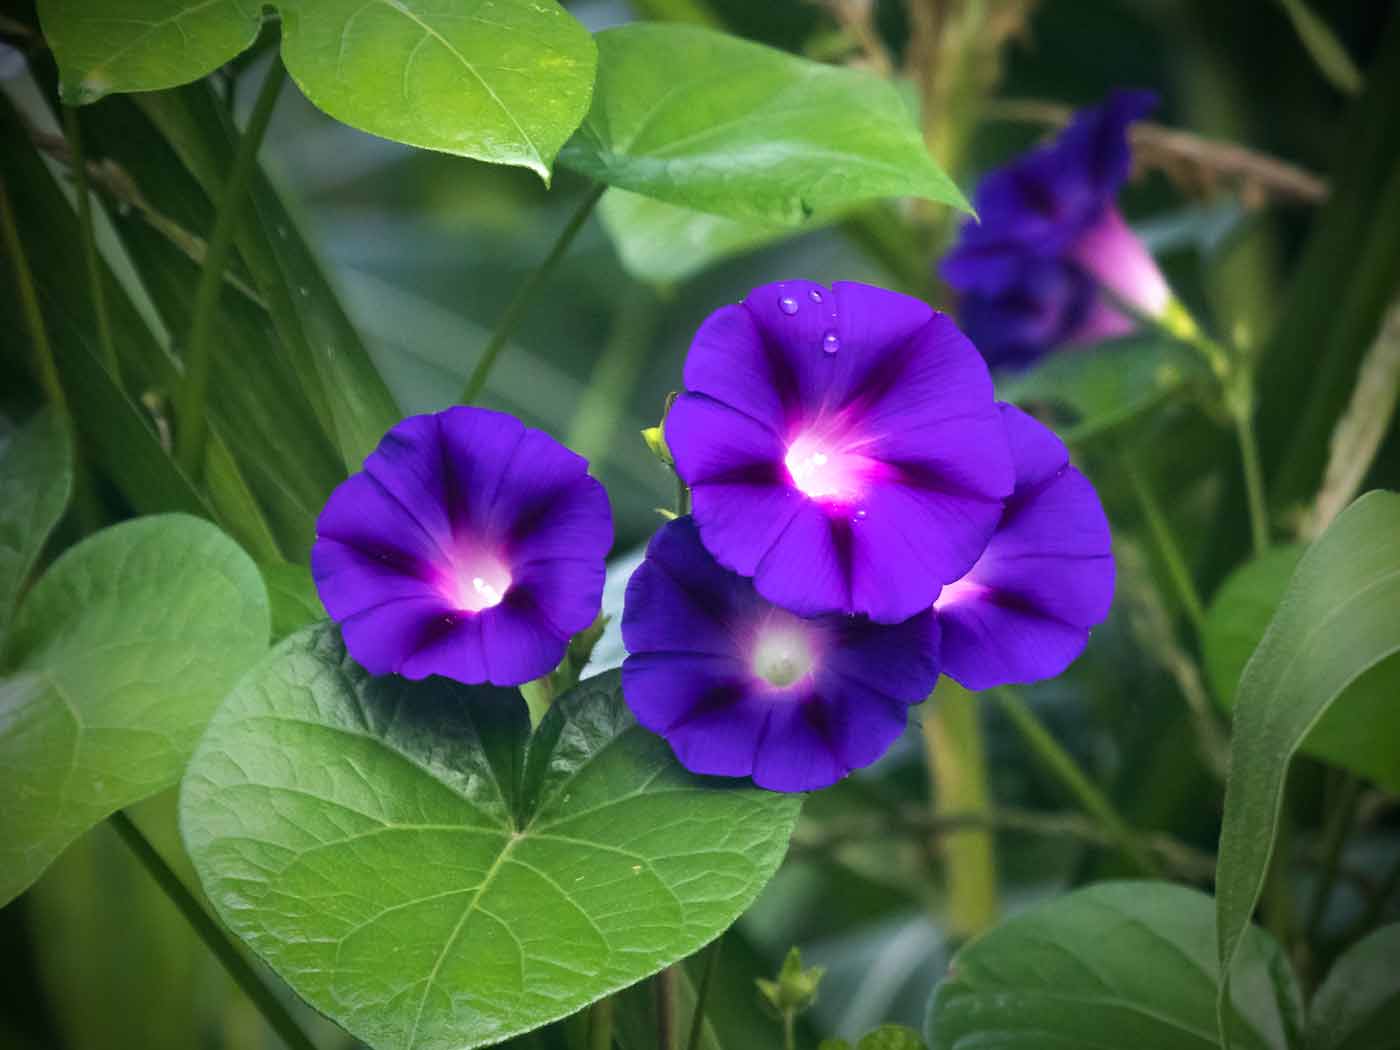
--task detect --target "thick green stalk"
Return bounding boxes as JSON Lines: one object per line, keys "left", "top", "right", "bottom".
{"left": 684, "top": 939, "right": 722, "bottom": 1050}
{"left": 108, "top": 811, "right": 319, "bottom": 1050}
{"left": 63, "top": 106, "right": 118, "bottom": 383}
{"left": 587, "top": 996, "right": 614, "bottom": 1050}
{"left": 994, "top": 688, "right": 1163, "bottom": 876}
{"left": 460, "top": 183, "right": 605, "bottom": 405}
{"left": 655, "top": 966, "right": 678, "bottom": 1050}
{"left": 175, "top": 60, "right": 286, "bottom": 478}
{"left": 924, "top": 678, "right": 998, "bottom": 939}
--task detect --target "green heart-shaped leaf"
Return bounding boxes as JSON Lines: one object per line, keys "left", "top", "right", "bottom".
{"left": 560, "top": 24, "right": 968, "bottom": 226}
{"left": 181, "top": 624, "right": 800, "bottom": 1050}
{"left": 0, "top": 514, "right": 270, "bottom": 905}
{"left": 927, "top": 881, "right": 1299, "bottom": 1050}
{"left": 0, "top": 408, "right": 73, "bottom": 637}
{"left": 38, "top": 0, "right": 596, "bottom": 179}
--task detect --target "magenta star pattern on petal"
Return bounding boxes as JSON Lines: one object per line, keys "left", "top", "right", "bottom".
{"left": 312, "top": 407, "right": 612, "bottom": 687}
{"left": 665, "top": 280, "right": 1014, "bottom": 624}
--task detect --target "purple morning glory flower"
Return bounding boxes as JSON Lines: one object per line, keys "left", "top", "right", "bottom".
{"left": 665, "top": 280, "right": 1014, "bottom": 625}
{"left": 312, "top": 407, "right": 612, "bottom": 686}
{"left": 941, "top": 90, "right": 1170, "bottom": 369}
{"left": 621, "top": 517, "right": 940, "bottom": 792}
{"left": 935, "top": 404, "right": 1114, "bottom": 689}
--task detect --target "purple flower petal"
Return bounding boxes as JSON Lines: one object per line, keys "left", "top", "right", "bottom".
{"left": 942, "top": 89, "right": 1163, "bottom": 369}
{"left": 622, "top": 518, "right": 940, "bottom": 791}
{"left": 312, "top": 407, "right": 612, "bottom": 686}
{"left": 669, "top": 281, "right": 1012, "bottom": 622}
{"left": 936, "top": 405, "right": 1114, "bottom": 689}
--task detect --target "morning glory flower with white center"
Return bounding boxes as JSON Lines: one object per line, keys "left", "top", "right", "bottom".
{"left": 621, "top": 517, "right": 941, "bottom": 791}
{"left": 665, "top": 279, "right": 1014, "bottom": 625}
{"left": 311, "top": 407, "right": 612, "bottom": 686}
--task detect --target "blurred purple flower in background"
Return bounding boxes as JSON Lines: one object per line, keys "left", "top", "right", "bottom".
{"left": 665, "top": 280, "right": 1013, "bottom": 624}
{"left": 935, "top": 403, "right": 1114, "bottom": 689}
{"left": 621, "top": 518, "right": 941, "bottom": 791}
{"left": 942, "top": 89, "right": 1169, "bottom": 370}
{"left": 312, "top": 407, "right": 612, "bottom": 686}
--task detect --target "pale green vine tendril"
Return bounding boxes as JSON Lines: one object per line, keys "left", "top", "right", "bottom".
{"left": 460, "top": 182, "right": 606, "bottom": 406}
{"left": 993, "top": 687, "right": 1164, "bottom": 877}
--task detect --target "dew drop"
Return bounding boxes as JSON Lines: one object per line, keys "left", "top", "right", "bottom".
{"left": 298, "top": 285, "right": 310, "bottom": 297}
{"left": 779, "top": 295, "right": 799, "bottom": 316}
{"left": 821, "top": 330, "right": 840, "bottom": 355}
{"left": 853, "top": 508, "right": 868, "bottom": 523}
{"left": 808, "top": 289, "right": 823, "bottom": 304}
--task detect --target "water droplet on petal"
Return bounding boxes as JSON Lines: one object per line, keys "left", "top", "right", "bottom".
{"left": 853, "top": 508, "right": 868, "bottom": 523}
{"left": 808, "top": 289, "right": 823, "bottom": 303}
{"left": 822, "top": 331, "right": 840, "bottom": 355}
{"left": 779, "top": 295, "right": 799, "bottom": 316}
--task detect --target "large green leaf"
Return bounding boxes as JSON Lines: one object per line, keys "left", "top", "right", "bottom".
{"left": 1305, "top": 924, "right": 1400, "bottom": 1050}
{"left": 0, "top": 409, "right": 72, "bottom": 637}
{"left": 181, "top": 624, "right": 801, "bottom": 1050}
{"left": 1204, "top": 545, "right": 1400, "bottom": 791}
{"left": 38, "top": 0, "right": 596, "bottom": 179}
{"left": 0, "top": 514, "right": 269, "bottom": 906}
{"left": 1216, "top": 491, "right": 1400, "bottom": 1045}
{"left": 560, "top": 24, "right": 968, "bottom": 226}
{"left": 927, "top": 881, "right": 1299, "bottom": 1050}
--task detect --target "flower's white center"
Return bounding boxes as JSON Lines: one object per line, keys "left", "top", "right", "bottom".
{"left": 752, "top": 624, "right": 815, "bottom": 688}
{"left": 784, "top": 434, "right": 868, "bottom": 502}
{"left": 444, "top": 552, "right": 512, "bottom": 613}
{"left": 933, "top": 574, "right": 987, "bottom": 610}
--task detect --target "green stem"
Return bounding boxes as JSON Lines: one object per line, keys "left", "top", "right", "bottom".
{"left": 1304, "top": 775, "right": 1361, "bottom": 942}
{"left": 108, "top": 811, "right": 319, "bottom": 1050}
{"left": 1233, "top": 394, "right": 1272, "bottom": 556}
{"left": 175, "top": 59, "right": 286, "bottom": 479}
{"left": 993, "top": 688, "right": 1163, "bottom": 876}
{"left": 63, "top": 105, "right": 119, "bottom": 384}
{"left": 1122, "top": 453, "right": 1208, "bottom": 634}
{"left": 1148, "top": 296, "right": 1272, "bottom": 556}
{"left": 782, "top": 1012, "right": 796, "bottom": 1050}
{"left": 566, "top": 287, "right": 659, "bottom": 464}
{"left": 587, "top": 996, "right": 614, "bottom": 1050}
{"left": 924, "top": 678, "right": 998, "bottom": 939}
{"left": 684, "top": 939, "right": 722, "bottom": 1050}
{"left": 460, "top": 182, "right": 606, "bottom": 405}
{"left": 0, "top": 177, "right": 67, "bottom": 416}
